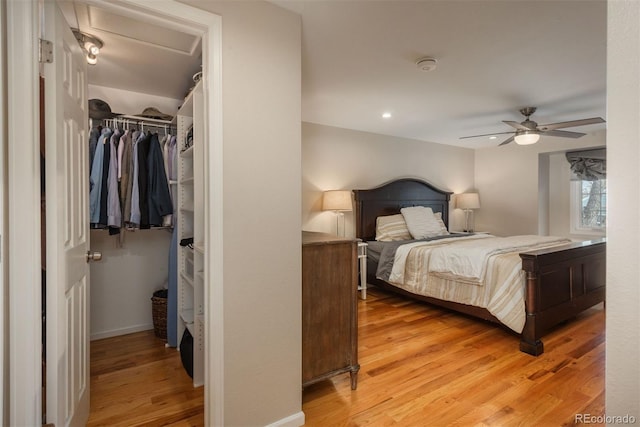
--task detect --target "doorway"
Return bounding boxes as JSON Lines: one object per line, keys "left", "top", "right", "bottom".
{"left": 5, "top": 1, "right": 222, "bottom": 425}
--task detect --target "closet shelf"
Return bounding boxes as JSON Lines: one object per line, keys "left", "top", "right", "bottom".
{"left": 186, "top": 323, "right": 195, "bottom": 335}
{"left": 194, "top": 242, "right": 205, "bottom": 254}
{"left": 195, "top": 271, "right": 204, "bottom": 282}
{"left": 181, "top": 177, "right": 194, "bottom": 185}
{"left": 180, "top": 271, "right": 194, "bottom": 286}
{"left": 181, "top": 309, "right": 194, "bottom": 324}
{"left": 180, "top": 146, "right": 194, "bottom": 158}
{"left": 169, "top": 180, "right": 178, "bottom": 185}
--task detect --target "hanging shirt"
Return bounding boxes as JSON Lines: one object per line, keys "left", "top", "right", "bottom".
{"left": 137, "top": 133, "right": 152, "bottom": 228}
{"left": 98, "top": 129, "right": 114, "bottom": 227}
{"left": 89, "top": 126, "right": 100, "bottom": 174}
{"left": 89, "top": 127, "right": 112, "bottom": 224}
{"left": 117, "top": 129, "right": 126, "bottom": 181}
{"left": 107, "top": 130, "right": 122, "bottom": 228}
{"left": 147, "top": 133, "right": 174, "bottom": 226}
{"left": 129, "top": 131, "right": 145, "bottom": 226}
{"left": 120, "top": 130, "right": 134, "bottom": 225}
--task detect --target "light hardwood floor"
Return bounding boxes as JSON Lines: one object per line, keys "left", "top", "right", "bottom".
{"left": 303, "top": 288, "right": 605, "bottom": 426}
{"left": 88, "top": 331, "right": 204, "bottom": 426}
{"left": 88, "top": 287, "right": 604, "bottom": 426}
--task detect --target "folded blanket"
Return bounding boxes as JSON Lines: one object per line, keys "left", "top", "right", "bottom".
{"left": 384, "top": 234, "right": 491, "bottom": 284}
{"left": 428, "top": 235, "right": 571, "bottom": 285}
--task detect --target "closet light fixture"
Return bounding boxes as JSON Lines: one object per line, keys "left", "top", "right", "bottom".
{"left": 72, "top": 29, "right": 104, "bottom": 66}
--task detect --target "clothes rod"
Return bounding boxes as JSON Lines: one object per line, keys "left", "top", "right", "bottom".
{"left": 117, "top": 114, "right": 174, "bottom": 124}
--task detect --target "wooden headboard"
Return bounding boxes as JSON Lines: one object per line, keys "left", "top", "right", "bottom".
{"left": 353, "top": 178, "right": 452, "bottom": 241}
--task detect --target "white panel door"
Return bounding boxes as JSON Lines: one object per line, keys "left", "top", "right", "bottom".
{"left": 43, "top": 1, "right": 91, "bottom": 426}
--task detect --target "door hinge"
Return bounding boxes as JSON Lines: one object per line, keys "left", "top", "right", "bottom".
{"left": 39, "top": 39, "right": 53, "bottom": 63}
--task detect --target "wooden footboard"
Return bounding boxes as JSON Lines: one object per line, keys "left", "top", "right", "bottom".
{"left": 519, "top": 238, "right": 606, "bottom": 355}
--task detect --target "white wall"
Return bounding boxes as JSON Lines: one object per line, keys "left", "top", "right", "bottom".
{"left": 547, "top": 152, "right": 572, "bottom": 238}
{"left": 86, "top": 86, "right": 181, "bottom": 339}
{"left": 89, "top": 230, "right": 171, "bottom": 339}
{"left": 474, "top": 130, "right": 606, "bottom": 236}
{"left": 88, "top": 84, "right": 183, "bottom": 119}
{"left": 182, "top": 2, "right": 303, "bottom": 426}
{"left": 606, "top": 0, "right": 640, "bottom": 419}
{"left": 302, "top": 122, "right": 475, "bottom": 235}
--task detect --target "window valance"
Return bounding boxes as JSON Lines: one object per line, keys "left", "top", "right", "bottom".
{"left": 566, "top": 148, "right": 606, "bottom": 181}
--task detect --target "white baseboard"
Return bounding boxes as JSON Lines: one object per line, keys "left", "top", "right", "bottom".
{"left": 90, "top": 323, "right": 154, "bottom": 341}
{"left": 265, "top": 411, "right": 305, "bottom": 427}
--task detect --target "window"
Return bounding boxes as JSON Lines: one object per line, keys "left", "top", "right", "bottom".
{"left": 571, "top": 178, "right": 607, "bottom": 235}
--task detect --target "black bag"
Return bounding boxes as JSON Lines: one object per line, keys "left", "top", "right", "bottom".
{"left": 180, "top": 328, "right": 194, "bottom": 378}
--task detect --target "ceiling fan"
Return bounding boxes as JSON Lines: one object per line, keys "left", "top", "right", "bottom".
{"left": 460, "top": 107, "right": 605, "bottom": 146}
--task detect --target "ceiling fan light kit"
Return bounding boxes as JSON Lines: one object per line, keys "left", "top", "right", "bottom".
{"left": 460, "top": 106, "right": 605, "bottom": 146}
{"left": 514, "top": 131, "right": 540, "bottom": 145}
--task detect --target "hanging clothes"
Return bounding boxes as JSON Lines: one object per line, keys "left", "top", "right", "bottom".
{"left": 89, "top": 126, "right": 100, "bottom": 174}
{"left": 89, "top": 127, "right": 112, "bottom": 225}
{"left": 137, "top": 133, "right": 151, "bottom": 229}
{"left": 119, "top": 130, "right": 133, "bottom": 219}
{"left": 88, "top": 117, "right": 176, "bottom": 232}
{"left": 148, "top": 133, "right": 174, "bottom": 226}
{"left": 129, "top": 130, "right": 144, "bottom": 227}
{"left": 107, "top": 129, "right": 122, "bottom": 231}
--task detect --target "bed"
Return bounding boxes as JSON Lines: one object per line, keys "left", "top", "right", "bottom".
{"left": 353, "top": 178, "right": 606, "bottom": 355}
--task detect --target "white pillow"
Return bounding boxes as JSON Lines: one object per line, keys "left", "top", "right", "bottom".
{"left": 375, "top": 214, "right": 412, "bottom": 241}
{"left": 434, "top": 211, "right": 450, "bottom": 235}
{"left": 400, "top": 206, "right": 446, "bottom": 239}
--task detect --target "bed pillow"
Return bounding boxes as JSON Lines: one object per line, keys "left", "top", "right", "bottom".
{"left": 375, "top": 214, "right": 412, "bottom": 241}
{"left": 400, "top": 206, "right": 447, "bottom": 239}
{"left": 434, "top": 211, "right": 450, "bottom": 235}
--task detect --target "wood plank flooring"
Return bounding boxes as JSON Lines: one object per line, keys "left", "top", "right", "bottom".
{"left": 87, "top": 287, "right": 604, "bottom": 426}
{"left": 88, "top": 330, "right": 204, "bottom": 427}
{"left": 303, "top": 288, "right": 605, "bottom": 426}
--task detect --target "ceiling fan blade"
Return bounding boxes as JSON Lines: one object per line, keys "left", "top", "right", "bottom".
{"left": 538, "top": 117, "right": 605, "bottom": 131}
{"left": 503, "top": 120, "right": 530, "bottom": 131}
{"left": 542, "top": 129, "right": 586, "bottom": 138}
{"left": 459, "top": 131, "right": 514, "bottom": 139}
{"left": 498, "top": 136, "right": 515, "bottom": 146}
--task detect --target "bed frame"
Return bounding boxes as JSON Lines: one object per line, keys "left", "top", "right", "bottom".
{"left": 353, "top": 178, "right": 606, "bottom": 355}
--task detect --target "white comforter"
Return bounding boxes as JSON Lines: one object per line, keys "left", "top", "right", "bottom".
{"left": 429, "top": 235, "right": 571, "bottom": 285}
{"left": 386, "top": 234, "right": 571, "bottom": 332}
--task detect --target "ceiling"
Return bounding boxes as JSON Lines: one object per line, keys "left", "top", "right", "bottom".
{"left": 58, "top": 0, "right": 202, "bottom": 101}
{"left": 59, "top": 0, "right": 606, "bottom": 149}
{"left": 275, "top": 0, "right": 607, "bottom": 148}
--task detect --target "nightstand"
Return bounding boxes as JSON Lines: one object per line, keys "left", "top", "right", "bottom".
{"left": 357, "top": 241, "right": 368, "bottom": 299}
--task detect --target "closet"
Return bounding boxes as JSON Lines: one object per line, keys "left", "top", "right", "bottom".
{"left": 65, "top": 0, "right": 207, "bottom": 388}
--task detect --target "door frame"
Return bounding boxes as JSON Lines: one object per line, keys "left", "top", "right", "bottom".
{"left": 4, "top": 0, "right": 223, "bottom": 425}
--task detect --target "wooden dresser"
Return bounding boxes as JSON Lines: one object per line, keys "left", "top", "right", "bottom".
{"left": 302, "top": 231, "right": 359, "bottom": 390}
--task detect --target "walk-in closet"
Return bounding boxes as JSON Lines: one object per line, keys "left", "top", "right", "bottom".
{"left": 50, "top": 1, "right": 207, "bottom": 422}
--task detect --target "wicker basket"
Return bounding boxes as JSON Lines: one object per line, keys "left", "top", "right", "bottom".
{"left": 151, "top": 289, "right": 168, "bottom": 341}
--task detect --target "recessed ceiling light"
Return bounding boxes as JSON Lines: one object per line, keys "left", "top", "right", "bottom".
{"left": 489, "top": 136, "right": 497, "bottom": 140}
{"left": 382, "top": 112, "right": 392, "bottom": 119}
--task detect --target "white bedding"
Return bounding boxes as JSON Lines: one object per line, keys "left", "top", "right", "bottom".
{"left": 386, "top": 234, "right": 571, "bottom": 332}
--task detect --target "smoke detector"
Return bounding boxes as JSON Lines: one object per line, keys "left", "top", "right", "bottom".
{"left": 416, "top": 57, "right": 437, "bottom": 72}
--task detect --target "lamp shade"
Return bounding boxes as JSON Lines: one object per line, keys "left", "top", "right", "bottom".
{"left": 322, "top": 190, "right": 352, "bottom": 211}
{"left": 514, "top": 132, "right": 540, "bottom": 145}
{"left": 456, "top": 193, "right": 480, "bottom": 210}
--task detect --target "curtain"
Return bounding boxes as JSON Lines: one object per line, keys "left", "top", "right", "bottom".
{"left": 566, "top": 148, "right": 606, "bottom": 181}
